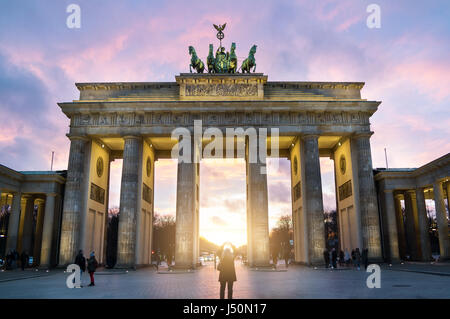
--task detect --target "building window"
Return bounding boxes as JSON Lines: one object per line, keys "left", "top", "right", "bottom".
{"left": 338, "top": 180, "right": 352, "bottom": 201}
{"left": 90, "top": 183, "right": 105, "bottom": 204}
{"left": 142, "top": 183, "right": 152, "bottom": 204}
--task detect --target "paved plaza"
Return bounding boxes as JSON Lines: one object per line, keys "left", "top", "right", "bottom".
{"left": 1, "top": 262, "right": 450, "bottom": 299}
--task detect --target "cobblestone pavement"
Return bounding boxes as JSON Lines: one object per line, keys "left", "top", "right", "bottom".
{"left": 1, "top": 261, "right": 450, "bottom": 299}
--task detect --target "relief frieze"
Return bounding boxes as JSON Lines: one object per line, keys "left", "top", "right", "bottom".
{"left": 72, "top": 111, "right": 370, "bottom": 127}
{"left": 185, "top": 83, "right": 258, "bottom": 97}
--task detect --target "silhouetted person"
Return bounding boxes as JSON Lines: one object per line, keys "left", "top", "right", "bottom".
{"left": 331, "top": 248, "right": 337, "bottom": 268}
{"left": 271, "top": 244, "right": 279, "bottom": 268}
{"left": 155, "top": 252, "right": 161, "bottom": 270}
{"left": 344, "top": 249, "right": 351, "bottom": 267}
{"left": 339, "top": 250, "right": 344, "bottom": 267}
{"left": 217, "top": 243, "right": 237, "bottom": 299}
{"left": 20, "top": 251, "right": 28, "bottom": 271}
{"left": 354, "top": 248, "right": 361, "bottom": 270}
{"left": 75, "top": 249, "right": 86, "bottom": 284}
{"left": 87, "top": 251, "right": 98, "bottom": 286}
{"left": 323, "top": 249, "right": 330, "bottom": 268}
{"left": 283, "top": 245, "right": 290, "bottom": 269}
{"left": 362, "top": 248, "right": 369, "bottom": 270}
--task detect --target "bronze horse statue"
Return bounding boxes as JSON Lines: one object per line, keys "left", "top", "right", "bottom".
{"left": 240, "top": 45, "right": 257, "bottom": 73}
{"left": 189, "top": 46, "right": 205, "bottom": 73}
{"left": 207, "top": 44, "right": 215, "bottom": 73}
{"left": 228, "top": 42, "right": 237, "bottom": 73}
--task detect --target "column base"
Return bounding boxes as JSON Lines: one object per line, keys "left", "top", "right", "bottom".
{"left": 38, "top": 265, "right": 52, "bottom": 270}
{"left": 248, "top": 263, "right": 272, "bottom": 269}
{"left": 114, "top": 264, "right": 137, "bottom": 270}
{"left": 171, "top": 266, "right": 197, "bottom": 272}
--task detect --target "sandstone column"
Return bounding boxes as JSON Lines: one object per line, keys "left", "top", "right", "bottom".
{"left": 302, "top": 135, "right": 325, "bottom": 265}
{"left": 116, "top": 136, "right": 142, "bottom": 268}
{"left": 394, "top": 193, "right": 407, "bottom": 259}
{"left": 383, "top": 190, "right": 400, "bottom": 262}
{"left": 245, "top": 135, "right": 270, "bottom": 267}
{"left": 352, "top": 133, "right": 382, "bottom": 260}
{"left": 404, "top": 190, "right": 420, "bottom": 260}
{"left": 6, "top": 192, "right": 22, "bottom": 252}
{"left": 59, "top": 136, "right": 89, "bottom": 265}
{"left": 415, "top": 188, "right": 432, "bottom": 261}
{"left": 20, "top": 195, "right": 35, "bottom": 254}
{"left": 40, "top": 193, "right": 56, "bottom": 268}
{"left": 175, "top": 136, "right": 200, "bottom": 269}
{"left": 32, "top": 199, "right": 45, "bottom": 265}
{"left": 433, "top": 181, "right": 450, "bottom": 260}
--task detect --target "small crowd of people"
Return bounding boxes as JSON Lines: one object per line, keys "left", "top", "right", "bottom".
{"left": 74, "top": 250, "right": 98, "bottom": 287}
{"left": 4, "top": 249, "right": 30, "bottom": 270}
{"left": 323, "top": 247, "right": 369, "bottom": 270}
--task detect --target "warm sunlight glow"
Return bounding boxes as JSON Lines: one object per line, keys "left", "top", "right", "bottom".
{"left": 199, "top": 159, "right": 247, "bottom": 247}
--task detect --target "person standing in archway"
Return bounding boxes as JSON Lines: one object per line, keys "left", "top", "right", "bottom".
{"left": 217, "top": 243, "right": 237, "bottom": 299}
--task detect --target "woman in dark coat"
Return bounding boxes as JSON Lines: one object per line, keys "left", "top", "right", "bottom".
{"left": 217, "top": 243, "right": 237, "bottom": 299}
{"left": 87, "top": 251, "right": 98, "bottom": 286}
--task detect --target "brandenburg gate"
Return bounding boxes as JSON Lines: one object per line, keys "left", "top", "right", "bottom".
{"left": 57, "top": 70, "right": 383, "bottom": 268}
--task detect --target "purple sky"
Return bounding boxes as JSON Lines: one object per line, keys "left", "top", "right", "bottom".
{"left": 0, "top": 1, "right": 449, "bottom": 245}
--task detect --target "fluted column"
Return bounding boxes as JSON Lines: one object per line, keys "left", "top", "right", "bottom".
{"left": 20, "top": 195, "right": 35, "bottom": 254}
{"left": 404, "top": 190, "right": 420, "bottom": 260}
{"left": 32, "top": 199, "right": 45, "bottom": 265}
{"left": 245, "top": 135, "right": 270, "bottom": 267}
{"left": 352, "top": 133, "right": 382, "bottom": 260}
{"left": 415, "top": 188, "right": 432, "bottom": 261}
{"left": 383, "top": 190, "right": 399, "bottom": 262}
{"left": 394, "top": 194, "right": 407, "bottom": 259}
{"left": 175, "top": 136, "right": 200, "bottom": 269}
{"left": 59, "top": 136, "right": 89, "bottom": 265}
{"left": 40, "top": 193, "right": 56, "bottom": 268}
{"left": 433, "top": 181, "right": 450, "bottom": 260}
{"left": 5, "top": 192, "right": 22, "bottom": 252}
{"left": 116, "top": 136, "right": 142, "bottom": 268}
{"left": 302, "top": 135, "right": 325, "bottom": 265}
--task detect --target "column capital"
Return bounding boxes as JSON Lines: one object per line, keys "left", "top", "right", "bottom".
{"left": 394, "top": 192, "right": 403, "bottom": 199}
{"left": 383, "top": 189, "right": 395, "bottom": 194}
{"left": 122, "top": 135, "right": 142, "bottom": 141}
{"left": 301, "top": 134, "right": 319, "bottom": 141}
{"left": 46, "top": 193, "right": 58, "bottom": 198}
{"left": 405, "top": 189, "right": 417, "bottom": 199}
{"left": 353, "top": 131, "right": 374, "bottom": 139}
{"left": 66, "top": 134, "right": 90, "bottom": 142}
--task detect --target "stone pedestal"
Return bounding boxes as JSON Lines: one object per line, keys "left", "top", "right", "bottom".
{"left": 59, "top": 137, "right": 89, "bottom": 265}
{"left": 116, "top": 136, "right": 142, "bottom": 268}
{"left": 6, "top": 192, "right": 22, "bottom": 252}
{"left": 40, "top": 194, "right": 56, "bottom": 268}
{"left": 302, "top": 135, "right": 325, "bottom": 265}
{"left": 384, "top": 190, "right": 400, "bottom": 262}
{"left": 352, "top": 133, "right": 382, "bottom": 260}
{"left": 433, "top": 181, "right": 450, "bottom": 260}
{"left": 415, "top": 188, "right": 432, "bottom": 261}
